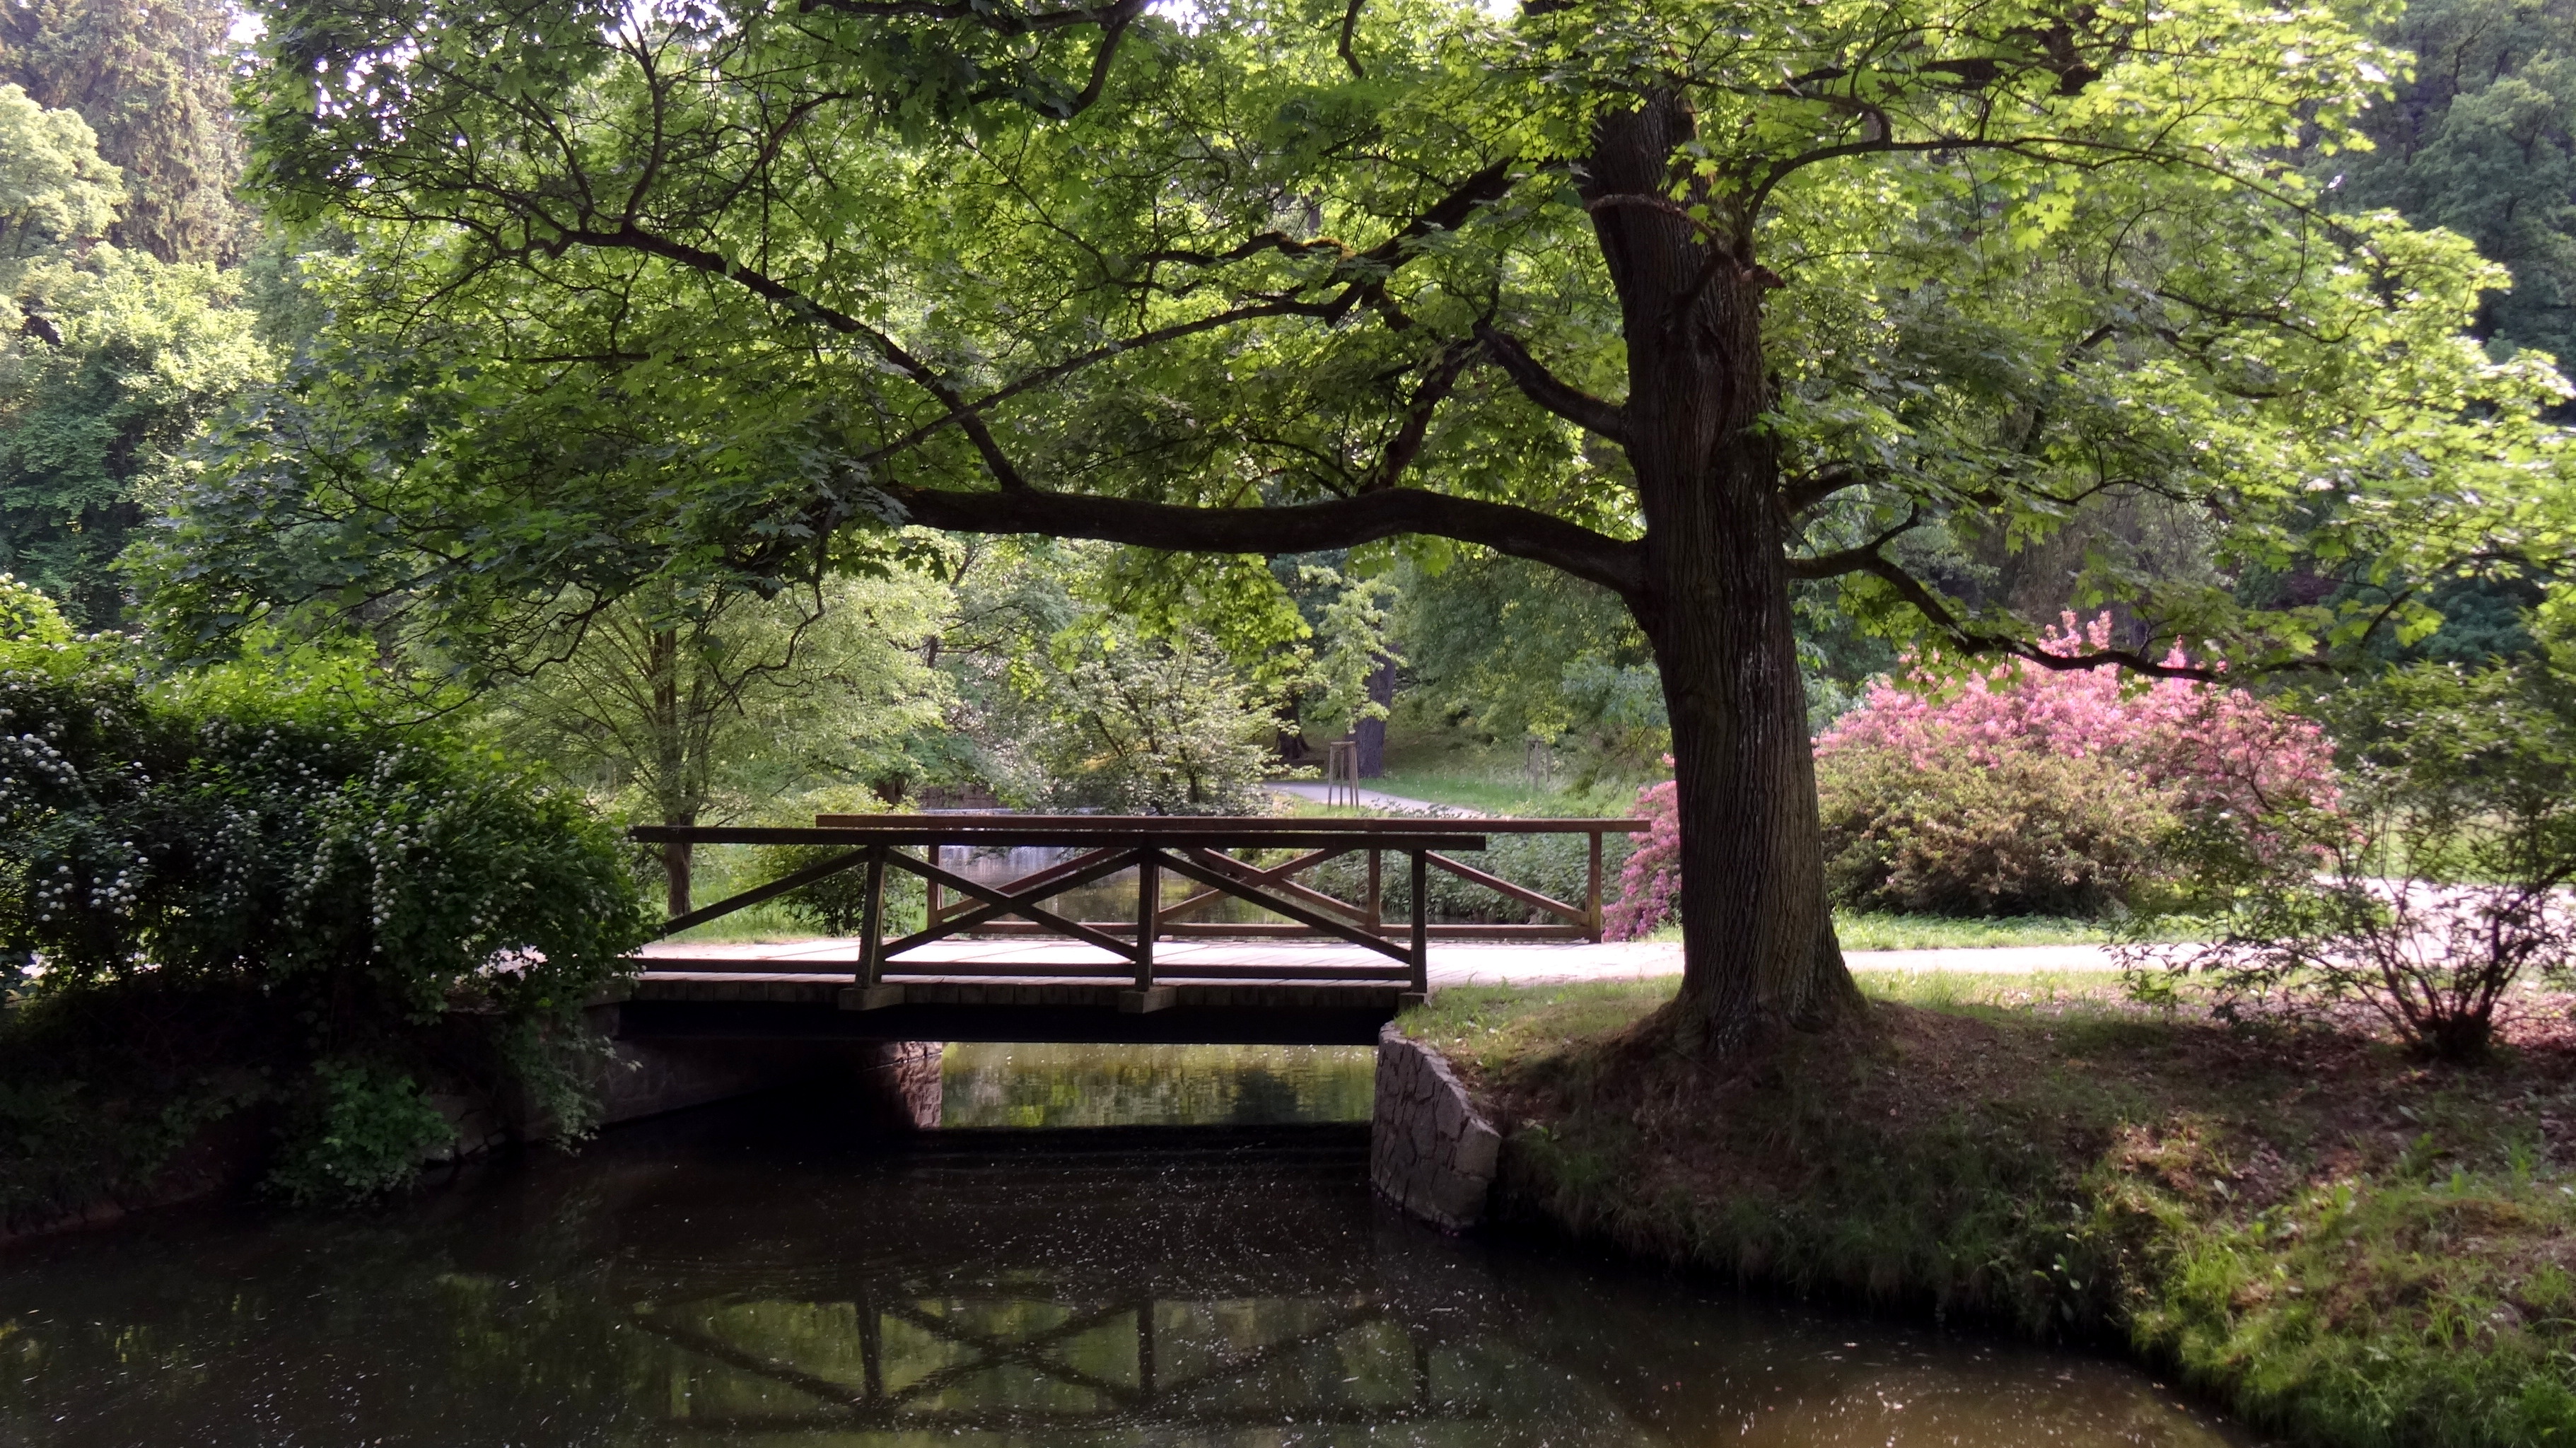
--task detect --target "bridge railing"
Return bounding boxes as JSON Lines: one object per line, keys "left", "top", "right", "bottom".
{"left": 626, "top": 814, "right": 1635, "bottom": 1001}
{"left": 891, "top": 815, "right": 1637, "bottom": 946}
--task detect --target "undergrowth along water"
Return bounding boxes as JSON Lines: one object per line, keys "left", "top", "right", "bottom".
{"left": 1403, "top": 974, "right": 2576, "bottom": 1448}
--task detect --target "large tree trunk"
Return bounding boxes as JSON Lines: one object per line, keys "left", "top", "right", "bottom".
{"left": 662, "top": 827, "right": 695, "bottom": 920}
{"left": 1354, "top": 652, "right": 1396, "bottom": 777}
{"left": 647, "top": 626, "right": 694, "bottom": 918}
{"left": 1587, "top": 95, "right": 1863, "bottom": 1051}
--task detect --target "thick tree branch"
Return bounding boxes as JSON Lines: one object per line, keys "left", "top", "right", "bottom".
{"left": 1130, "top": 232, "right": 1344, "bottom": 269}
{"left": 960, "top": 0, "right": 1143, "bottom": 114}
{"left": 1337, "top": 0, "right": 1365, "bottom": 77}
{"left": 1784, "top": 506, "right": 1921, "bottom": 577}
{"left": 875, "top": 483, "right": 1644, "bottom": 597}
{"left": 1061, "top": 0, "right": 1145, "bottom": 116}
{"left": 1809, "top": 545, "right": 2225, "bottom": 681}
{"left": 1322, "top": 159, "right": 1517, "bottom": 323}
{"left": 1779, "top": 462, "right": 1870, "bottom": 516}
{"left": 1364, "top": 342, "right": 1477, "bottom": 491}
{"left": 1474, "top": 324, "right": 1628, "bottom": 445}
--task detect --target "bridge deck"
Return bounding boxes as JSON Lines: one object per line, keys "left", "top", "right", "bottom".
{"left": 631, "top": 936, "right": 1684, "bottom": 988}
{"left": 614, "top": 938, "right": 1684, "bottom": 1044}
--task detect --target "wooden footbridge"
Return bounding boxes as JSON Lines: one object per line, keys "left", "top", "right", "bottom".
{"left": 617, "top": 813, "right": 1636, "bottom": 1044}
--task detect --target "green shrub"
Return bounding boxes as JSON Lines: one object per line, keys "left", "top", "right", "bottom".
{"left": 1001, "top": 624, "right": 1276, "bottom": 814}
{"left": 1304, "top": 829, "right": 1636, "bottom": 926}
{"left": 0, "top": 580, "right": 651, "bottom": 1210}
{"left": 752, "top": 844, "right": 929, "bottom": 936}
{"left": 264, "top": 1061, "right": 455, "bottom": 1205}
{"left": 1817, "top": 744, "right": 2178, "bottom": 917}
{"left": 2135, "top": 662, "right": 2576, "bottom": 1059}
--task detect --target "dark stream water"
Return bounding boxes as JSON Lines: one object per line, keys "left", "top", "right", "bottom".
{"left": 0, "top": 1046, "right": 2255, "bottom": 1447}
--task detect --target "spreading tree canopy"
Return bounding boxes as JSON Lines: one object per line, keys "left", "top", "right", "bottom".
{"left": 2341, "top": 0, "right": 2576, "bottom": 376}
{"left": 0, "top": 0, "right": 247, "bottom": 264}
{"left": 0, "top": 83, "right": 268, "bottom": 625}
{"left": 175, "top": 0, "right": 2575, "bottom": 1050}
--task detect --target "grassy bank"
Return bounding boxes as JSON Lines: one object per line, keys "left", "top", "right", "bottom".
{"left": 1404, "top": 974, "right": 2576, "bottom": 1448}
{"left": 1777, "top": 912, "right": 2206, "bottom": 950}
{"left": 1360, "top": 766, "right": 1640, "bottom": 817}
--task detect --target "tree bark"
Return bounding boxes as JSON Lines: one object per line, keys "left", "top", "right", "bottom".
{"left": 662, "top": 829, "right": 694, "bottom": 920}
{"left": 1355, "top": 652, "right": 1396, "bottom": 777}
{"left": 648, "top": 626, "right": 694, "bottom": 918}
{"left": 1586, "top": 94, "right": 1862, "bottom": 1051}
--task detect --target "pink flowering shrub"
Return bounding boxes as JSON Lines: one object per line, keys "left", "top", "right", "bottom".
{"left": 1604, "top": 615, "right": 2338, "bottom": 935}
{"left": 1604, "top": 772, "right": 1681, "bottom": 939}
{"left": 1818, "top": 614, "right": 2338, "bottom": 819}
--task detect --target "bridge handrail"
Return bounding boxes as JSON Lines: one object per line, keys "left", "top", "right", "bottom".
{"left": 629, "top": 824, "right": 1491, "bottom": 849}
{"left": 814, "top": 812, "right": 1641, "bottom": 833}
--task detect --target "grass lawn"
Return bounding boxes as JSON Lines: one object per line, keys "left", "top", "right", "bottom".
{"left": 1834, "top": 912, "right": 2210, "bottom": 948}
{"left": 655, "top": 844, "right": 826, "bottom": 943}
{"left": 1355, "top": 766, "right": 1641, "bottom": 817}
{"left": 1637, "top": 912, "right": 2209, "bottom": 948}
{"left": 1362, "top": 729, "right": 1656, "bottom": 817}
{"left": 1401, "top": 974, "right": 2576, "bottom": 1448}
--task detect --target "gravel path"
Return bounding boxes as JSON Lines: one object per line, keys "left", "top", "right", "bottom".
{"left": 1421, "top": 940, "right": 2121, "bottom": 986}
{"left": 634, "top": 936, "right": 2126, "bottom": 986}
{"left": 1263, "top": 781, "right": 1487, "bottom": 815}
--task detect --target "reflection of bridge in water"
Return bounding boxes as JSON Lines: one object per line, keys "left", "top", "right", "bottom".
{"left": 607, "top": 1128, "right": 1602, "bottom": 1440}
{"left": 634, "top": 1288, "right": 1490, "bottom": 1435}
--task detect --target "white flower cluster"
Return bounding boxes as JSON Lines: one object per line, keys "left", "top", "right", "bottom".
{"left": 0, "top": 731, "right": 82, "bottom": 792}
{"left": 26, "top": 843, "right": 144, "bottom": 921}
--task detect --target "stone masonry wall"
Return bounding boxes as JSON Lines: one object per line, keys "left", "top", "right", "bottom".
{"left": 1370, "top": 1022, "right": 1500, "bottom": 1231}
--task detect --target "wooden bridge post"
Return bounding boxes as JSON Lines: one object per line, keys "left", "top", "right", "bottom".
{"left": 1406, "top": 848, "right": 1429, "bottom": 999}
{"left": 1121, "top": 849, "right": 1172, "bottom": 1012}
{"left": 858, "top": 845, "right": 886, "bottom": 986}
{"left": 1586, "top": 827, "right": 1604, "bottom": 941}
{"left": 1365, "top": 848, "right": 1382, "bottom": 935}
{"left": 845, "top": 844, "right": 905, "bottom": 1010}
{"left": 1134, "top": 851, "right": 1158, "bottom": 988}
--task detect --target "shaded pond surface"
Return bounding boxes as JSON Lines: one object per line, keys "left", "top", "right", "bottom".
{"left": 0, "top": 1049, "right": 2258, "bottom": 1447}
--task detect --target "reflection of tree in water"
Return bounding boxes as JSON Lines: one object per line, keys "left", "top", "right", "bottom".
{"left": 1228, "top": 1066, "right": 1302, "bottom": 1124}
{"left": 940, "top": 1044, "right": 1374, "bottom": 1128}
